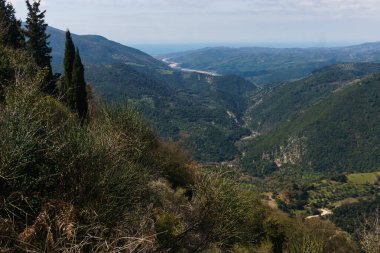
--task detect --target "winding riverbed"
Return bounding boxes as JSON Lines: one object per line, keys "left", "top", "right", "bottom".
{"left": 162, "top": 58, "right": 221, "bottom": 76}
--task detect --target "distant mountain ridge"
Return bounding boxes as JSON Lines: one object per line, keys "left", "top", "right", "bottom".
{"left": 164, "top": 43, "right": 380, "bottom": 85}
{"left": 48, "top": 26, "right": 168, "bottom": 72}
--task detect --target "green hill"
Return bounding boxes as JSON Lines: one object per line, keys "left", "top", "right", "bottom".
{"left": 246, "top": 63, "right": 380, "bottom": 133}
{"left": 48, "top": 26, "right": 168, "bottom": 72}
{"left": 243, "top": 71, "right": 380, "bottom": 176}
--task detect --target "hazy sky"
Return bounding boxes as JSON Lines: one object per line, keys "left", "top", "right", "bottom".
{"left": 9, "top": 0, "right": 380, "bottom": 45}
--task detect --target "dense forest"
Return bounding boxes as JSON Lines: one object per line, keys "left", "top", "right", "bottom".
{"left": 243, "top": 69, "right": 380, "bottom": 175}
{"left": 0, "top": 1, "right": 380, "bottom": 252}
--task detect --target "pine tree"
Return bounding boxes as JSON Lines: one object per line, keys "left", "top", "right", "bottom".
{"left": 25, "top": 0, "right": 51, "bottom": 71}
{"left": 72, "top": 48, "right": 88, "bottom": 121}
{"left": 63, "top": 30, "right": 75, "bottom": 109}
{"left": 0, "top": 0, "right": 24, "bottom": 48}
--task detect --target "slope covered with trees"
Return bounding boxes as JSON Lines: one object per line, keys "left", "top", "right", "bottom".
{"left": 246, "top": 63, "right": 380, "bottom": 133}
{"left": 48, "top": 26, "right": 169, "bottom": 73}
{"left": 243, "top": 71, "right": 380, "bottom": 176}
{"left": 0, "top": 0, "right": 24, "bottom": 48}
{"left": 87, "top": 63, "right": 253, "bottom": 162}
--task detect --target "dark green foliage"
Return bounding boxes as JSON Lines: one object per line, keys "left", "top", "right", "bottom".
{"left": 247, "top": 63, "right": 380, "bottom": 133}
{"left": 62, "top": 30, "right": 75, "bottom": 107}
{"left": 286, "top": 184, "right": 309, "bottom": 210}
{"left": 264, "top": 218, "right": 286, "bottom": 253}
{"left": 0, "top": 0, "right": 24, "bottom": 48}
{"left": 252, "top": 160, "right": 279, "bottom": 177}
{"left": 86, "top": 64, "right": 253, "bottom": 162}
{"left": 25, "top": 0, "right": 52, "bottom": 74}
{"left": 72, "top": 49, "right": 88, "bottom": 120}
{"left": 0, "top": 47, "right": 13, "bottom": 100}
{"left": 61, "top": 32, "right": 88, "bottom": 120}
{"left": 214, "top": 74, "right": 253, "bottom": 118}
{"left": 331, "top": 197, "right": 380, "bottom": 235}
{"left": 330, "top": 174, "right": 348, "bottom": 183}
{"left": 186, "top": 124, "right": 243, "bottom": 162}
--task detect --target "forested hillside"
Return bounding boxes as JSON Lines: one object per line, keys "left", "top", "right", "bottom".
{"left": 48, "top": 26, "right": 169, "bottom": 72}
{"left": 246, "top": 63, "right": 380, "bottom": 133}
{"left": 86, "top": 63, "right": 254, "bottom": 162}
{"left": 243, "top": 71, "right": 380, "bottom": 176}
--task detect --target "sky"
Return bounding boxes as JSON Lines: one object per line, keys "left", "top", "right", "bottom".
{"left": 9, "top": 0, "right": 380, "bottom": 46}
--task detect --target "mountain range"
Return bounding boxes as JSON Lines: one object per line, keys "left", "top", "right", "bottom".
{"left": 47, "top": 26, "right": 380, "bottom": 176}
{"left": 48, "top": 26, "right": 168, "bottom": 72}
{"left": 164, "top": 43, "right": 380, "bottom": 85}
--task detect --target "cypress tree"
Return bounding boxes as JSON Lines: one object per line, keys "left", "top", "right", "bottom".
{"left": 25, "top": 0, "right": 52, "bottom": 72}
{"left": 72, "top": 48, "right": 88, "bottom": 121}
{"left": 63, "top": 30, "right": 75, "bottom": 108}
{"left": 0, "top": 0, "right": 6, "bottom": 42}
{"left": 0, "top": 0, "right": 24, "bottom": 48}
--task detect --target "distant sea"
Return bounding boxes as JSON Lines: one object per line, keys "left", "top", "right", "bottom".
{"left": 130, "top": 42, "right": 361, "bottom": 55}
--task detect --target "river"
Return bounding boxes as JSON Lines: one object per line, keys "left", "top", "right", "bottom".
{"left": 162, "top": 58, "right": 221, "bottom": 76}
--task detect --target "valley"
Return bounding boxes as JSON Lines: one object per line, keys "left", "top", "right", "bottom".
{"left": 2, "top": 0, "right": 380, "bottom": 251}
{"left": 160, "top": 57, "right": 380, "bottom": 238}
{"left": 47, "top": 28, "right": 380, "bottom": 229}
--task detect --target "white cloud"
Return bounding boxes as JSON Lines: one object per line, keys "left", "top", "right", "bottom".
{"left": 8, "top": 0, "right": 380, "bottom": 44}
